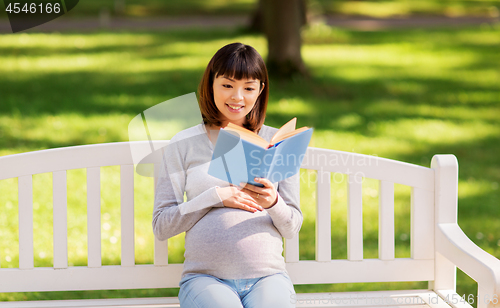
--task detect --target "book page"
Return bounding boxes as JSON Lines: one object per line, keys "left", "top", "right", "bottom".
{"left": 224, "top": 123, "right": 270, "bottom": 149}
{"left": 272, "top": 126, "right": 310, "bottom": 144}
{"left": 270, "top": 117, "right": 297, "bottom": 145}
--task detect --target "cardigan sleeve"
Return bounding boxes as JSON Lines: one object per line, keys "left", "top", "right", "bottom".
{"left": 152, "top": 138, "right": 224, "bottom": 241}
{"left": 266, "top": 172, "right": 303, "bottom": 239}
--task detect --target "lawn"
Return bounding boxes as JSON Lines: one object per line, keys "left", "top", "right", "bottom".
{"left": 0, "top": 22, "right": 499, "bottom": 303}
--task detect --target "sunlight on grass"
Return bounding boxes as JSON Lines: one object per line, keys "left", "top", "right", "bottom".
{"left": 312, "top": 130, "right": 417, "bottom": 159}
{"left": 0, "top": 53, "right": 208, "bottom": 73}
{"left": 318, "top": 0, "right": 500, "bottom": 17}
{"left": 0, "top": 33, "right": 157, "bottom": 49}
{"left": 459, "top": 179, "right": 499, "bottom": 199}
{"left": 267, "top": 97, "right": 315, "bottom": 116}
{"left": 375, "top": 119, "right": 499, "bottom": 146}
{"left": 305, "top": 44, "right": 476, "bottom": 70}
{"left": 0, "top": 113, "right": 132, "bottom": 152}
{"left": 334, "top": 1, "right": 413, "bottom": 17}
{"left": 367, "top": 100, "right": 499, "bottom": 121}
{"left": 0, "top": 33, "right": 266, "bottom": 74}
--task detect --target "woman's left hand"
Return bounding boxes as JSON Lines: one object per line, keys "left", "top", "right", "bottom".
{"left": 239, "top": 178, "right": 278, "bottom": 209}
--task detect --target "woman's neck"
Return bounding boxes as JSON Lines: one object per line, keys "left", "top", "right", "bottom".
{"left": 207, "top": 120, "right": 246, "bottom": 130}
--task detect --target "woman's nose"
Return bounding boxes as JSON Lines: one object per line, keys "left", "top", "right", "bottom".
{"left": 232, "top": 89, "right": 243, "bottom": 101}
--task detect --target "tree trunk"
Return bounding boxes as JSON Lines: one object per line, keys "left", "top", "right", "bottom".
{"left": 248, "top": 0, "right": 265, "bottom": 33}
{"left": 262, "top": 0, "right": 308, "bottom": 78}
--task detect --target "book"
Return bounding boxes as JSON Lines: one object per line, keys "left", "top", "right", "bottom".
{"left": 208, "top": 118, "right": 313, "bottom": 187}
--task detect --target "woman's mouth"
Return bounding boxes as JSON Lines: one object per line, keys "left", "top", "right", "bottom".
{"left": 226, "top": 104, "right": 244, "bottom": 112}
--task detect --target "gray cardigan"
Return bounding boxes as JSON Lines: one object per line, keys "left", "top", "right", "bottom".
{"left": 153, "top": 123, "right": 302, "bottom": 279}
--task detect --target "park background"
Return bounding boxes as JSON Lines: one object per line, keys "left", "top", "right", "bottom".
{"left": 0, "top": 0, "right": 499, "bottom": 304}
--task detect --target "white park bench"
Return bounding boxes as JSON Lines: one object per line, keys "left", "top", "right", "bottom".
{"left": 0, "top": 141, "right": 499, "bottom": 308}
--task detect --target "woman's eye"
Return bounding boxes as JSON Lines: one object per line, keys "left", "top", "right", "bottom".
{"left": 246, "top": 87, "right": 255, "bottom": 91}
{"left": 222, "top": 84, "right": 232, "bottom": 88}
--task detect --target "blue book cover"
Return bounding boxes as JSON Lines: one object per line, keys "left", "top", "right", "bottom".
{"left": 208, "top": 123, "right": 313, "bottom": 187}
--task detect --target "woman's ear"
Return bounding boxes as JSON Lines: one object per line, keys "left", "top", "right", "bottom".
{"left": 259, "top": 82, "right": 265, "bottom": 95}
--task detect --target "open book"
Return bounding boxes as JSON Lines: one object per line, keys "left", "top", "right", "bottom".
{"left": 208, "top": 118, "right": 313, "bottom": 187}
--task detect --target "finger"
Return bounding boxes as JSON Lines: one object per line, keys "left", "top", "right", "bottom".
{"left": 239, "top": 182, "right": 257, "bottom": 192}
{"left": 254, "top": 177, "right": 274, "bottom": 188}
{"left": 240, "top": 182, "right": 265, "bottom": 194}
{"left": 240, "top": 187, "right": 264, "bottom": 198}
{"left": 239, "top": 188, "right": 259, "bottom": 201}
{"left": 239, "top": 198, "right": 263, "bottom": 211}
{"left": 238, "top": 203, "right": 260, "bottom": 212}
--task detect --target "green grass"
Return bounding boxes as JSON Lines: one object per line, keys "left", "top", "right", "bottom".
{"left": 0, "top": 23, "right": 499, "bottom": 303}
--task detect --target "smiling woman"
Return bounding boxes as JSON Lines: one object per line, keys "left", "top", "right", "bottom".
{"left": 153, "top": 42, "right": 301, "bottom": 308}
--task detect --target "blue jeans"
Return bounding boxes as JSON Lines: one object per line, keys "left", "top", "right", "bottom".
{"left": 178, "top": 272, "right": 296, "bottom": 308}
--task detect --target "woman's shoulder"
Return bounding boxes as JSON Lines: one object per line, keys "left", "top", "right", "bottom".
{"left": 169, "top": 123, "right": 205, "bottom": 143}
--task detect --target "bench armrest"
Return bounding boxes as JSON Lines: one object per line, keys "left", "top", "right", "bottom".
{"left": 437, "top": 223, "right": 500, "bottom": 308}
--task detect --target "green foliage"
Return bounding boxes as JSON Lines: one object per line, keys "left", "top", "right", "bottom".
{"left": 0, "top": 23, "right": 499, "bottom": 303}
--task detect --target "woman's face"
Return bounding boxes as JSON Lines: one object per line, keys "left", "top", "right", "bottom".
{"left": 212, "top": 75, "right": 264, "bottom": 128}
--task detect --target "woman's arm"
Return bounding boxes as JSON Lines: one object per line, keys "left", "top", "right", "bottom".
{"left": 241, "top": 173, "right": 303, "bottom": 239}
{"left": 152, "top": 141, "right": 223, "bottom": 241}
{"left": 266, "top": 173, "right": 303, "bottom": 239}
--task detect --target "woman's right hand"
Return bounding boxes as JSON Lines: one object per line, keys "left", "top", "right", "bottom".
{"left": 216, "top": 186, "right": 264, "bottom": 213}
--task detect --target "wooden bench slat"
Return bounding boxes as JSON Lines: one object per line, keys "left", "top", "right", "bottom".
{"left": 0, "top": 264, "right": 184, "bottom": 292}
{"left": 411, "top": 187, "right": 435, "bottom": 260}
{"left": 379, "top": 180, "right": 395, "bottom": 261}
{"left": 294, "top": 290, "right": 454, "bottom": 308}
{"left": 53, "top": 170, "right": 68, "bottom": 269}
{"left": 18, "top": 175, "right": 34, "bottom": 270}
{"left": 0, "top": 290, "right": 460, "bottom": 308}
{"left": 316, "top": 169, "right": 332, "bottom": 262}
{"left": 431, "top": 155, "right": 458, "bottom": 291}
{"left": 0, "top": 296, "right": 181, "bottom": 308}
{"left": 0, "top": 141, "right": 169, "bottom": 181}
{"left": 87, "top": 167, "right": 102, "bottom": 268}
{"left": 347, "top": 174, "right": 363, "bottom": 261}
{"left": 154, "top": 163, "right": 169, "bottom": 266}
{"left": 286, "top": 259, "right": 434, "bottom": 284}
{"left": 120, "top": 165, "right": 135, "bottom": 267}
{"left": 0, "top": 290, "right": 454, "bottom": 308}
{"left": 301, "top": 147, "right": 434, "bottom": 192}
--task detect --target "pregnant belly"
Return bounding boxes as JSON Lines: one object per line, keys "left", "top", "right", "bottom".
{"left": 184, "top": 207, "right": 283, "bottom": 268}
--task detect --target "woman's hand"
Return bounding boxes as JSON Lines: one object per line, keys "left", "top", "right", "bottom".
{"left": 216, "top": 186, "right": 264, "bottom": 213}
{"left": 239, "top": 178, "right": 278, "bottom": 209}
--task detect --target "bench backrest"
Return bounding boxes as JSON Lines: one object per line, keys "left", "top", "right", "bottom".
{"left": 0, "top": 141, "right": 437, "bottom": 293}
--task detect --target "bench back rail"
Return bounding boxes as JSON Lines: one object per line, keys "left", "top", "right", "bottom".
{"left": 0, "top": 141, "right": 445, "bottom": 293}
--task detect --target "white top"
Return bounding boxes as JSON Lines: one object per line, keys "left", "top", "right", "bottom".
{"left": 153, "top": 123, "right": 302, "bottom": 279}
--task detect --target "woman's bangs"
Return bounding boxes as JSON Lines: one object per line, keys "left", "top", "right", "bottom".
{"left": 216, "top": 56, "right": 262, "bottom": 82}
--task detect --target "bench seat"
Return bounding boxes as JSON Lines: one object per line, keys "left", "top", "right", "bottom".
{"left": 0, "top": 290, "right": 464, "bottom": 308}
{"left": 0, "top": 290, "right": 466, "bottom": 308}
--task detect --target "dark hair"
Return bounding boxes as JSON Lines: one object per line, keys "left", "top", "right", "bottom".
{"left": 198, "top": 42, "right": 269, "bottom": 133}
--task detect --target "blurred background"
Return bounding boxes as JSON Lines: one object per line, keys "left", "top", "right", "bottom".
{"left": 0, "top": 0, "right": 499, "bottom": 304}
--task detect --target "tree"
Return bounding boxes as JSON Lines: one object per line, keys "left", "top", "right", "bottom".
{"left": 252, "top": 0, "right": 308, "bottom": 78}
